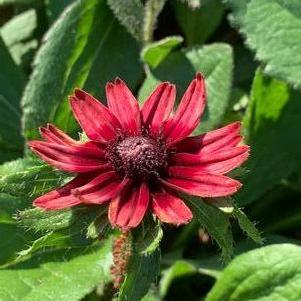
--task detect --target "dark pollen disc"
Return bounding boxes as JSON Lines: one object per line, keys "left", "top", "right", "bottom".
{"left": 107, "top": 136, "right": 168, "bottom": 180}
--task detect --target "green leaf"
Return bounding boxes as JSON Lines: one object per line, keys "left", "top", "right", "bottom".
{"left": 209, "top": 197, "right": 234, "bottom": 214}
{"left": 172, "top": 0, "right": 224, "bottom": 45}
{"left": 17, "top": 208, "right": 72, "bottom": 233}
{"left": 1, "top": 9, "right": 38, "bottom": 66}
{"left": 237, "top": 70, "right": 301, "bottom": 205}
{"left": 0, "top": 37, "right": 25, "bottom": 162}
{"left": 160, "top": 259, "right": 221, "bottom": 297}
{"left": 186, "top": 196, "right": 234, "bottom": 262}
{"left": 206, "top": 243, "right": 301, "bottom": 301}
{"left": 0, "top": 193, "right": 36, "bottom": 265}
{"left": 143, "top": 0, "right": 167, "bottom": 43}
{"left": 226, "top": 0, "right": 301, "bottom": 88}
{"left": 0, "top": 0, "right": 34, "bottom": 5}
{"left": 233, "top": 205, "right": 263, "bottom": 244}
{"left": 0, "top": 222, "right": 35, "bottom": 266}
{"left": 138, "top": 43, "right": 233, "bottom": 133}
{"left": 141, "top": 36, "right": 183, "bottom": 68}
{"left": 0, "top": 239, "right": 113, "bottom": 301}
{"left": 119, "top": 248, "right": 161, "bottom": 301}
{"left": 133, "top": 215, "right": 163, "bottom": 255}
{"left": 22, "top": 0, "right": 142, "bottom": 139}
{"left": 107, "top": 0, "right": 144, "bottom": 41}
{"left": 0, "top": 158, "right": 68, "bottom": 198}
{"left": 46, "top": 0, "right": 75, "bottom": 23}
{"left": 160, "top": 260, "right": 196, "bottom": 297}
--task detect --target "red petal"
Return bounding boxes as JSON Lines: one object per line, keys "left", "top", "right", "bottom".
{"left": 39, "top": 124, "right": 78, "bottom": 145}
{"left": 77, "top": 177, "right": 130, "bottom": 205}
{"left": 29, "top": 141, "right": 109, "bottom": 173}
{"left": 171, "top": 146, "right": 249, "bottom": 174}
{"left": 176, "top": 122, "right": 242, "bottom": 154}
{"left": 152, "top": 191, "right": 192, "bottom": 225}
{"left": 33, "top": 174, "right": 95, "bottom": 210}
{"left": 163, "top": 73, "right": 206, "bottom": 146}
{"left": 141, "top": 82, "right": 175, "bottom": 134}
{"left": 108, "top": 183, "right": 149, "bottom": 230}
{"left": 70, "top": 89, "right": 121, "bottom": 143}
{"left": 106, "top": 78, "right": 140, "bottom": 134}
{"left": 162, "top": 169, "right": 242, "bottom": 197}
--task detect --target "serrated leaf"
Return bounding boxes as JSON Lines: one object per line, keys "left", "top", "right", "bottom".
{"left": 0, "top": 239, "right": 113, "bottom": 301}
{"left": 0, "top": 37, "right": 25, "bottom": 162}
{"left": 209, "top": 197, "right": 234, "bottom": 214}
{"left": 206, "top": 243, "right": 301, "bottom": 301}
{"left": 118, "top": 249, "right": 161, "bottom": 301}
{"left": 107, "top": 0, "right": 144, "bottom": 41}
{"left": 0, "top": 158, "right": 68, "bottom": 198}
{"left": 226, "top": 0, "right": 301, "bottom": 88}
{"left": 1, "top": 9, "right": 38, "bottom": 66}
{"left": 141, "top": 36, "right": 183, "bottom": 68}
{"left": 237, "top": 70, "right": 301, "bottom": 205}
{"left": 233, "top": 205, "right": 263, "bottom": 244}
{"left": 0, "top": 222, "right": 35, "bottom": 266}
{"left": 186, "top": 196, "right": 234, "bottom": 262}
{"left": 138, "top": 43, "right": 233, "bottom": 133}
{"left": 22, "top": 0, "right": 142, "bottom": 139}
{"left": 17, "top": 208, "right": 72, "bottom": 233}
{"left": 172, "top": 0, "right": 224, "bottom": 45}
{"left": 133, "top": 215, "right": 163, "bottom": 255}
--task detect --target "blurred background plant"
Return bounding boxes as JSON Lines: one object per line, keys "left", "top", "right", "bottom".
{"left": 0, "top": 0, "right": 301, "bottom": 300}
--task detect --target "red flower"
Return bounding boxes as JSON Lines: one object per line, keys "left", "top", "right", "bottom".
{"left": 29, "top": 74, "right": 249, "bottom": 230}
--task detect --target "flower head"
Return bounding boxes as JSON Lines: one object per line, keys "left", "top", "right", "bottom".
{"left": 29, "top": 74, "right": 249, "bottom": 230}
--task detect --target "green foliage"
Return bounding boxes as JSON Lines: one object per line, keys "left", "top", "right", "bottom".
{"left": 141, "top": 36, "right": 183, "bottom": 68}
{"left": 0, "top": 158, "right": 68, "bottom": 198}
{"left": 206, "top": 243, "right": 301, "bottom": 301}
{"left": 172, "top": 0, "right": 224, "bottom": 45}
{"left": 133, "top": 215, "right": 163, "bottom": 255}
{"left": 139, "top": 43, "right": 233, "bottom": 133}
{"left": 237, "top": 70, "right": 301, "bottom": 205}
{"left": 233, "top": 205, "right": 263, "bottom": 244}
{"left": 0, "top": 239, "right": 113, "bottom": 301}
{"left": 143, "top": 0, "right": 167, "bottom": 43}
{"left": 46, "top": 0, "right": 75, "bottom": 23}
{"left": 22, "top": 0, "right": 143, "bottom": 139}
{"left": 17, "top": 208, "right": 72, "bottom": 232}
{"left": 119, "top": 249, "right": 160, "bottom": 301}
{"left": 0, "top": 38, "right": 25, "bottom": 162}
{"left": 107, "top": 0, "right": 144, "bottom": 41}
{"left": 186, "top": 196, "right": 234, "bottom": 262}
{"left": 0, "top": 9, "right": 38, "bottom": 67}
{"left": 226, "top": 0, "right": 301, "bottom": 88}
{"left": 1, "top": 0, "right": 301, "bottom": 299}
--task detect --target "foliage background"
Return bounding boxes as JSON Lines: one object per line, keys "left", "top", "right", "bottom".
{"left": 0, "top": 0, "right": 301, "bottom": 300}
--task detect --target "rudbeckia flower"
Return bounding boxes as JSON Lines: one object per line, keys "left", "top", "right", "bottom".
{"left": 29, "top": 73, "right": 249, "bottom": 230}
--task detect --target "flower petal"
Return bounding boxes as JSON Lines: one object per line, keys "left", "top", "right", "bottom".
{"left": 162, "top": 168, "right": 242, "bottom": 197}
{"left": 176, "top": 122, "right": 242, "bottom": 154}
{"left": 141, "top": 82, "right": 175, "bottom": 134}
{"left": 39, "top": 124, "right": 78, "bottom": 145}
{"left": 70, "top": 89, "right": 121, "bottom": 143}
{"left": 163, "top": 73, "right": 206, "bottom": 146}
{"left": 106, "top": 78, "right": 140, "bottom": 134}
{"left": 152, "top": 191, "right": 192, "bottom": 225}
{"left": 33, "top": 174, "right": 95, "bottom": 210}
{"left": 77, "top": 176, "right": 130, "bottom": 205}
{"left": 29, "top": 141, "right": 109, "bottom": 173}
{"left": 109, "top": 183, "right": 149, "bottom": 230}
{"left": 170, "top": 146, "right": 250, "bottom": 174}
